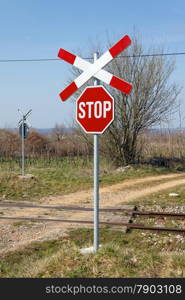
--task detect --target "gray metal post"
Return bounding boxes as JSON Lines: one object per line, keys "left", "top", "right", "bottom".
{"left": 22, "top": 116, "right": 25, "bottom": 176}
{"left": 18, "top": 109, "right": 32, "bottom": 176}
{"left": 93, "top": 52, "right": 99, "bottom": 252}
{"left": 94, "top": 133, "right": 99, "bottom": 251}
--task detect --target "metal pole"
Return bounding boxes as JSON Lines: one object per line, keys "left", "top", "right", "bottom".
{"left": 93, "top": 52, "right": 99, "bottom": 252}
{"left": 22, "top": 115, "right": 25, "bottom": 176}
{"left": 18, "top": 109, "right": 31, "bottom": 176}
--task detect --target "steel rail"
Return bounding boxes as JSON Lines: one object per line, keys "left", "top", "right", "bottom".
{"left": 0, "top": 202, "right": 185, "bottom": 218}
{"left": 0, "top": 202, "right": 134, "bottom": 212}
{"left": 132, "top": 211, "right": 185, "bottom": 218}
{"left": 0, "top": 215, "right": 130, "bottom": 225}
{"left": 0, "top": 216, "right": 184, "bottom": 233}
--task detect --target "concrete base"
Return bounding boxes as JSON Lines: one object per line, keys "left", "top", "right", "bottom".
{"left": 80, "top": 245, "right": 101, "bottom": 254}
{"left": 18, "top": 174, "right": 36, "bottom": 180}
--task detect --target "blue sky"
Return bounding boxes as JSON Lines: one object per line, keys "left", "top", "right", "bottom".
{"left": 0, "top": 0, "right": 185, "bottom": 128}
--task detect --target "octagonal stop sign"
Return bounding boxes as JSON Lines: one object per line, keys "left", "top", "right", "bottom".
{"left": 76, "top": 86, "right": 114, "bottom": 134}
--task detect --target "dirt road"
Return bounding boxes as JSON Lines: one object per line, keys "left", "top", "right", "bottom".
{"left": 0, "top": 172, "right": 185, "bottom": 255}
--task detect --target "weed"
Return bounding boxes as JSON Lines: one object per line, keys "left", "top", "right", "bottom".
{"left": 0, "top": 228, "right": 184, "bottom": 278}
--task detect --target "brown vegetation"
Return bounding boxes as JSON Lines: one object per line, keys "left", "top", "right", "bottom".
{"left": 0, "top": 128, "right": 92, "bottom": 160}
{"left": 142, "top": 130, "right": 185, "bottom": 169}
{"left": 1, "top": 127, "right": 185, "bottom": 170}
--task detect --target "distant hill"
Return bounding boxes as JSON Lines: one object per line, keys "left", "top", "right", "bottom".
{"left": 1, "top": 127, "right": 74, "bottom": 136}
{"left": 34, "top": 128, "right": 74, "bottom": 135}
{"left": 34, "top": 128, "right": 53, "bottom": 135}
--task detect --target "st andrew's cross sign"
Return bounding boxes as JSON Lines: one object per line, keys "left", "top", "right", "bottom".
{"left": 58, "top": 35, "right": 132, "bottom": 101}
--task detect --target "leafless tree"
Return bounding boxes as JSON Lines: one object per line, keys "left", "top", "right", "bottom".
{"left": 52, "top": 123, "right": 66, "bottom": 142}
{"left": 68, "top": 34, "right": 181, "bottom": 165}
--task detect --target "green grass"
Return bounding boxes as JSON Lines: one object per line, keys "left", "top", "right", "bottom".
{"left": 0, "top": 228, "right": 184, "bottom": 278}
{"left": 0, "top": 157, "right": 176, "bottom": 201}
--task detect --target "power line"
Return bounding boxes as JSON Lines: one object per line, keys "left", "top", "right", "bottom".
{"left": 0, "top": 58, "right": 59, "bottom": 63}
{"left": 0, "top": 52, "right": 185, "bottom": 63}
{"left": 120, "top": 52, "right": 185, "bottom": 58}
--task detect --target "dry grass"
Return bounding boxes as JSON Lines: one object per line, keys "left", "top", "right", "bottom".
{"left": 142, "top": 131, "right": 185, "bottom": 166}
{"left": 0, "top": 228, "right": 184, "bottom": 278}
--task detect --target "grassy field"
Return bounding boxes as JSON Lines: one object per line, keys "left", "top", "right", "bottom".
{"left": 0, "top": 157, "right": 173, "bottom": 201}
{"left": 0, "top": 227, "right": 184, "bottom": 278}
{"left": 0, "top": 157, "right": 184, "bottom": 278}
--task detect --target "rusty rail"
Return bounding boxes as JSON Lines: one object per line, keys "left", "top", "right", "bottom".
{"left": 0, "top": 202, "right": 185, "bottom": 218}
{"left": 0, "top": 215, "right": 184, "bottom": 233}
{"left": 0, "top": 202, "right": 134, "bottom": 212}
{"left": 132, "top": 211, "right": 185, "bottom": 218}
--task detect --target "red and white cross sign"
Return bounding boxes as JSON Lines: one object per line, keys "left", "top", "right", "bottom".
{"left": 58, "top": 35, "right": 132, "bottom": 101}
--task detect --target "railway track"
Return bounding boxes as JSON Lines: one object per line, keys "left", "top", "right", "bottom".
{"left": 0, "top": 202, "right": 184, "bottom": 233}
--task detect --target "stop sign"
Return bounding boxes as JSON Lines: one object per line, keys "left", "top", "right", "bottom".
{"left": 76, "top": 86, "right": 114, "bottom": 134}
